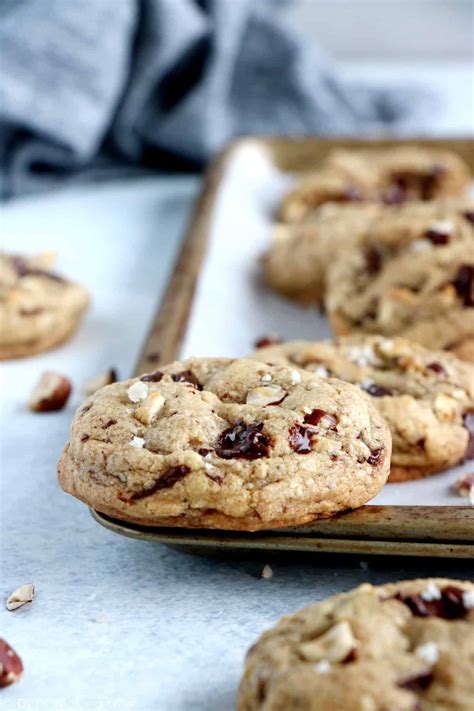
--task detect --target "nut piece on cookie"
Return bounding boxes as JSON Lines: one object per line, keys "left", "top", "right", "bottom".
{"left": 0, "top": 639, "right": 23, "bottom": 687}
{"left": 298, "top": 621, "right": 357, "bottom": 663}
{"left": 250, "top": 335, "right": 474, "bottom": 482}
{"left": 57, "top": 357, "right": 391, "bottom": 531}
{"left": 29, "top": 372, "right": 72, "bottom": 412}
{"left": 134, "top": 391, "right": 165, "bottom": 424}
{"left": 0, "top": 251, "right": 89, "bottom": 360}
{"left": 237, "top": 578, "right": 474, "bottom": 711}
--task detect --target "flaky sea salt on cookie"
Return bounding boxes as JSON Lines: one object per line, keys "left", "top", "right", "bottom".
{"left": 57, "top": 357, "right": 391, "bottom": 531}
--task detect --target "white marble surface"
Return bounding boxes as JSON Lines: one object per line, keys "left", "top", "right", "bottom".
{"left": 1, "top": 62, "right": 473, "bottom": 711}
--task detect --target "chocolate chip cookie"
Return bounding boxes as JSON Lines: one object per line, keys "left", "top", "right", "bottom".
{"left": 252, "top": 336, "right": 474, "bottom": 482}
{"left": 0, "top": 252, "right": 89, "bottom": 359}
{"left": 57, "top": 357, "right": 391, "bottom": 531}
{"left": 279, "top": 146, "right": 471, "bottom": 223}
{"left": 238, "top": 578, "right": 474, "bottom": 711}
{"left": 325, "top": 201, "right": 474, "bottom": 362}
{"left": 262, "top": 203, "right": 381, "bottom": 304}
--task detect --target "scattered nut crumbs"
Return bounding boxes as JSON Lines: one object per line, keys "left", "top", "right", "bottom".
{"left": 83, "top": 368, "right": 117, "bottom": 396}
{"left": 6, "top": 583, "right": 35, "bottom": 611}
{"left": 260, "top": 565, "right": 273, "bottom": 580}
{"left": 28, "top": 372, "right": 71, "bottom": 412}
{"left": 453, "top": 473, "right": 474, "bottom": 504}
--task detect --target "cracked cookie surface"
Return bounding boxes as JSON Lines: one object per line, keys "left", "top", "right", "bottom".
{"left": 324, "top": 201, "right": 474, "bottom": 362}
{"left": 57, "top": 357, "right": 391, "bottom": 531}
{"left": 252, "top": 336, "right": 474, "bottom": 482}
{"left": 237, "top": 578, "right": 474, "bottom": 711}
{"left": 0, "top": 252, "right": 89, "bottom": 359}
{"left": 279, "top": 146, "right": 471, "bottom": 223}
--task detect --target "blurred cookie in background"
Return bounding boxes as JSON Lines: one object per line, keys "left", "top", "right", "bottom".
{"left": 325, "top": 201, "right": 474, "bottom": 361}
{"left": 238, "top": 578, "right": 474, "bottom": 711}
{"left": 262, "top": 203, "right": 381, "bottom": 305}
{"left": 278, "top": 146, "right": 471, "bottom": 223}
{"left": 0, "top": 252, "right": 89, "bottom": 359}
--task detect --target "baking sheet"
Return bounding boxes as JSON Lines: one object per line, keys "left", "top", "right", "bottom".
{"left": 181, "top": 141, "right": 473, "bottom": 508}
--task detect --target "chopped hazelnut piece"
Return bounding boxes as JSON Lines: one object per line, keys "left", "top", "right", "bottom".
{"left": 246, "top": 384, "right": 287, "bottom": 407}
{"left": 453, "top": 472, "right": 474, "bottom": 499}
{"left": 298, "top": 621, "right": 357, "bottom": 663}
{"left": 29, "top": 372, "right": 71, "bottom": 412}
{"left": 6, "top": 583, "right": 35, "bottom": 611}
{"left": 433, "top": 393, "right": 458, "bottom": 421}
{"left": 134, "top": 392, "right": 165, "bottom": 425}
{"left": 0, "top": 639, "right": 23, "bottom": 687}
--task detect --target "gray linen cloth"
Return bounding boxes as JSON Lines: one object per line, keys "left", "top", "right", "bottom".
{"left": 0, "top": 0, "right": 428, "bottom": 198}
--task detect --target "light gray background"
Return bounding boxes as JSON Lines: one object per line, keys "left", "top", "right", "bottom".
{"left": 285, "top": 0, "right": 474, "bottom": 59}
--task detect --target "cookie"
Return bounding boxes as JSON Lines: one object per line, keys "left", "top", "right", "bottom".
{"left": 237, "top": 578, "right": 474, "bottom": 711}
{"left": 252, "top": 336, "right": 474, "bottom": 482}
{"left": 262, "top": 203, "right": 381, "bottom": 304}
{"left": 0, "top": 252, "right": 89, "bottom": 359}
{"left": 325, "top": 201, "right": 474, "bottom": 361}
{"left": 279, "top": 146, "right": 471, "bottom": 223}
{"left": 57, "top": 357, "right": 391, "bottom": 531}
